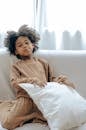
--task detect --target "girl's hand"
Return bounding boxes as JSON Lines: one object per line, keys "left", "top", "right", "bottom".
{"left": 35, "top": 80, "right": 47, "bottom": 87}
{"left": 57, "top": 75, "right": 67, "bottom": 84}
{"left": 56, "top": 75, "right": 75, "bottom": 89}
{"left": 27, "top": 77, "right": 47, "bottom": 87}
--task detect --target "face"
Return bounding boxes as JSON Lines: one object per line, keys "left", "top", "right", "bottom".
{"left": 15, "top": 36, "right": 34, "bottom": 57}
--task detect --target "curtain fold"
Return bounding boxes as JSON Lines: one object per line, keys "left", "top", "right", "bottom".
{"left": 35, "top": 0, "right": 86, "bottom": 50}
{"left": 0, "top": 0, "right": 86, "bottom": 50}
{"left": 35, "top": 0, "right": 56, "bottom": 50}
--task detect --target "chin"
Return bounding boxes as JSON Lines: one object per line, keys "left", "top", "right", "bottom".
{"left": 23, "top": 52, "right": 31, "bottom": 56}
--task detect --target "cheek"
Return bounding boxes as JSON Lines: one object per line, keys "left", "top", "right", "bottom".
{"left": 15, "top": 49, "right": 22, "bottom": 54}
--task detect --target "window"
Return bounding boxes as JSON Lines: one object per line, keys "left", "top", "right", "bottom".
{"left": 0, "top": 0, "right": 35, "bottom": 47}
{"left": 45, "top": 0, "right": 86, "bottom": 50}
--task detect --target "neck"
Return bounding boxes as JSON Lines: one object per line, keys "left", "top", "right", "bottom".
{"left": 17, "top": 54, "right": 34, "bottom": 60}
{"left": 22, "top": 56, "right": 33, "bottom": 60}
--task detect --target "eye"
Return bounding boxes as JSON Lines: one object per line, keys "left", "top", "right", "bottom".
{"left": 17, "top": 44, "right": 22, "bottom": 47}
{"left": 25, "top": 42, "right": 29, "bottom": 44}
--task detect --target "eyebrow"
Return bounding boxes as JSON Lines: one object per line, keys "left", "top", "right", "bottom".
{"left": 16, "top": 39, "right": 28, "bottom": 45}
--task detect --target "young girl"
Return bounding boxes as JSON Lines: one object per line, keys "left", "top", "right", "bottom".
{"left": 0, "top": 25, "right": 75, "bottom": 130}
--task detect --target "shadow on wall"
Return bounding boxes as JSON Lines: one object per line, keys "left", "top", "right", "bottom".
{"left": 61, "top": 30, "right": 83, "bottom": 50}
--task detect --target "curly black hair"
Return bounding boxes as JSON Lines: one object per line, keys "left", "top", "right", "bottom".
{"left": 4, "top": 25, "right": 40, "bottom": 58}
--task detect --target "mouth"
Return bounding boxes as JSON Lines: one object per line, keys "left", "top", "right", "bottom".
{"left": 23, "top": 48, "right": 32, "bottom": 55}
{"left": 23, "top": 48, "right": 30, "bottom": 52}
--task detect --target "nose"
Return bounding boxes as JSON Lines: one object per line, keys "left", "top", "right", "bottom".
{"left": 23, "top": 44, "right": 27, "bottom": 48}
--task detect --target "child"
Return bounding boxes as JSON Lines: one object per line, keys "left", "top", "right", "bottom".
{"left": 0, "top": 25, "right": 75, "bottom": 130}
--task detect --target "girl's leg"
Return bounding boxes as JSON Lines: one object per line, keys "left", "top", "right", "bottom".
{"left": 8, "top": 112, "right": 46, "bottom": 129}
{"left": 0, "top": 97, "right": 33, "bottom": 129}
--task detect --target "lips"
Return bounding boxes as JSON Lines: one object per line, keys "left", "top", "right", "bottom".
{"left": 23, "top": 48, "right": 32, "bottom": 55}
{"left": 23, "top": 48, "right": 30, "bottom": 52}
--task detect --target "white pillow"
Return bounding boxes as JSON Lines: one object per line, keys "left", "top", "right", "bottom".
{"left": 19, "top": 82, "right": 86, "bottom": 130}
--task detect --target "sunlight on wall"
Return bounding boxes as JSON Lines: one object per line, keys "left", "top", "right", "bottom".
{"left": 0, "top": 0, "right": 34, "bottom": 32}
{"left": 46, "top": 0, "right": 86, "bottom": 49}
{"left": 47, "top": 0, "right": 86, "bottom": 32}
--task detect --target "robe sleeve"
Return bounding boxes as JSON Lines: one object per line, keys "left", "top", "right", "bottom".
{"left": 10, "top": 64, "right": 32, "bottom": 98}
{"left": 38, "top": 58, "right": 57, "bottom": 82}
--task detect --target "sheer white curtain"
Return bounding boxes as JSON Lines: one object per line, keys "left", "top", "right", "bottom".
{"left": 36, "top": 0, "right": 86, "bottom": 50}
{"left": 34, "top": 0, "right": 56, "bottom": 50}
{"left": 1, "top": 0, "right": 86, "bottom": 50}
{"left": 0, "top": 0, "right": 35, "bottom": 47}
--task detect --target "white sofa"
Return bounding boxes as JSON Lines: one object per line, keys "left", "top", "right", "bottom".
{"left": 0, "top": 48, "right": 86, "bottom": 130}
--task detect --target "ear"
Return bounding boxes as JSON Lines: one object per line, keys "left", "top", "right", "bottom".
{"left": 32, "top": 44, "right": 35, "bottom": 48}
{"left": 32, "top": 44, "right": 35, "bottom": 49}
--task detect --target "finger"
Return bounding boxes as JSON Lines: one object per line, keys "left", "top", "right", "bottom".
{"left": 58, "top": 76, "right": 67, "bottom": 82}
{"left": 44, "top": 82, "right": 47, "bottom": 85}
{"left": 41, "top": 82, "right": 47, "bottom": 87}
{"left": 37, "top": 83, "right": 45, "bottom": 87}
{"left": 58, "top": 75, "right": 67, "bottom": 79}
{"left": 41, "top": 83, "right": 47, "bottom": 87}
{"left": 20, "top": 121, "right": 24, "bottom": 127}
{"left": 28, "top": 79, "right": 34, "bottom": 84}
{"left": 57, "top": 78, "right": 63, "bottom": 83}
{"left": 39, "top": 83, "right": 45, "bottom": 87}
{"left": 58, "top": 75, "right": 64, "bottom": 78}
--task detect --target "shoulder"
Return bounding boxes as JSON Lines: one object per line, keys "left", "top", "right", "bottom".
{"left": 37, "top": 57, "right": 49, "bottom": 65}
{"left": 12, "top": 59, "right": 23, "bottom": 68}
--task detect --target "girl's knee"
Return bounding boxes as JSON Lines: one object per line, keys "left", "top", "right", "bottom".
{"left": 1, "top": 118, "right": 14, "bottom": 129}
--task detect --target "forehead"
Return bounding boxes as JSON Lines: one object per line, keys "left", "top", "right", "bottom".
{"left": 16, "top": 36, "right": 29, "bottom": 44}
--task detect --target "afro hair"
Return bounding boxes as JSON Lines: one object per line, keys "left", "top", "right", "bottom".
{"left": 4, "top": 25, "right": 40, "bottom": 56}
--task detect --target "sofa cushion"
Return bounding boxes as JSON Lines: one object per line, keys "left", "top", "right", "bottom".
{"left": 19, "top": 82, "right": 86, "bottom": 130}
{"left": 0, "top": 48, "right": 15, "bottom": 99}
{"left": 15, "top": 123, "right": 49, "bottom": 130}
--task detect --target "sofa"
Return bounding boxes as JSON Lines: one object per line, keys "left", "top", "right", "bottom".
{"left": 0, "top": 48, "right": 86, "bottom": 130}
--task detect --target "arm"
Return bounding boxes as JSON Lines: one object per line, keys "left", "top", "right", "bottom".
{"left": 53, "top": 75, "right": 76, "bottom": 89}
{"left": 10, "top": 112, "right": 46, "bottom": 129}
{"left": 39, "top": 59, "right": 75, "bottom": 88}
{"left": 10, "top": 64, "right": 47, "bottom": 91}
{"left": 43, "top": 61, "right": 76, "bottom": 89}
{"left": 38, "top": 58, "right": 55, "bottom": 82}
{"left": 10, "top": 65, "right": 41, "bottom": 95}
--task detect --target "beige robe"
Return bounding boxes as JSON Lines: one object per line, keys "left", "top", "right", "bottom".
{"left": 0, "top": 57, "right": 55, "bottom": 129}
